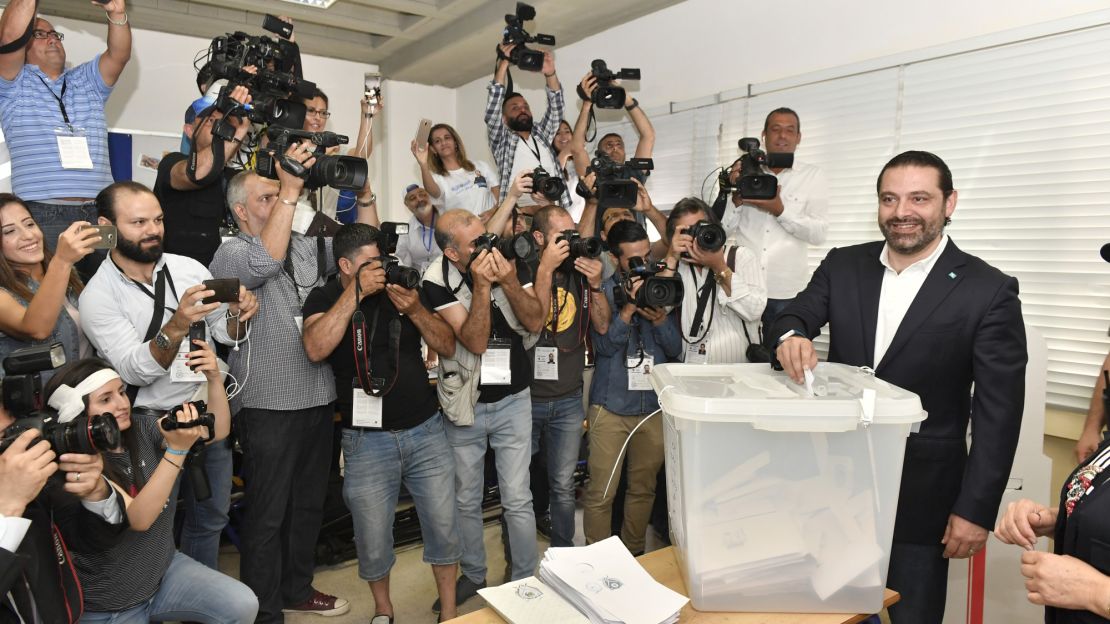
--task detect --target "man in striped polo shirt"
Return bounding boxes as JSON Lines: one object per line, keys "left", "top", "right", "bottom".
{"left": 0, "top": 0, "right": 131, "bottom": 259}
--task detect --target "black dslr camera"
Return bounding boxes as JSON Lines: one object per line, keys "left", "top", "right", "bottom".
{"left": 615, "top": 257, "right": 684, "bottom": 309}
{"left": 682, "top": 220, "right": 726, "bottom": 256}
{"left": 577, "top": 59, "right": 640, "bottom": 109}
{"left": 0, "top": 344, "right": 122, "bottom": 456}
{"left": 472, "top": 232, "right": 537, "bottom": 262}
{"left": 207, "top": 21, "right": 314, "bottom": 129}
{"left": 718, "top": 138, "right": 794, "bottom": 201}
{"left": 589, "top": 155, "right": 654, "bottom": 209}
{"left": 501, "top": 2, "right": 556, "bottom": 72}
{"left": 555, "top": 230, "right": 602, "bottom": 273}
{"left": 361, "top": 223, "right": 422, "bottom": 290}
{"left": 255, "top": 127, "right": 368, "bottom": 191}
{"left": 529, "top": 166, "right": 566, "bottom": 201}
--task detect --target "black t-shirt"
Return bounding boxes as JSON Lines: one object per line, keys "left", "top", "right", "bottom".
{"left": 529, "top": 265, "right": 587, "bottom": 400}
{"left": 153, "top": 152, "right": 232, "bottom": 267}
{"left": 302, "top": 277, "right": 439, "bottom": 430}
{"left": 423, "top": 269, "right": 532, "bottom": 404}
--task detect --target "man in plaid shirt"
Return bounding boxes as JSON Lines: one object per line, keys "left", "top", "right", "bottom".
{"left": 484, "top": 42, "right": 572, "bottom": 211}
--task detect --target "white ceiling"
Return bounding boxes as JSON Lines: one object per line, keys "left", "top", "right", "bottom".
{"left": 35, "top": 0, "right": 683, "bottom": 87}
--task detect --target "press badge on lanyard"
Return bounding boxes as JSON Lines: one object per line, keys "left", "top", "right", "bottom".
{"left": 482, "top": 337, "right": 512, "bottom": 385}
{"left": 351, "top": 380, "right": 383, "bottom": 428}
{"left": 41, "top": 76, "right": 94, "bottom": 170}
{"left": 684, "top": 340, "right": 709, "bottom": 364}
{"left": 627, "top": 353, "right": 654, "bottom": 391}
{"left": 170, "top": 341, "right": 206, "bottom": 384}
{"left": 534, "top": 346, "right": 558, "bottom": 380}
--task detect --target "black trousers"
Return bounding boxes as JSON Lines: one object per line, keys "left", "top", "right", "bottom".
{"left": 886, "top": 542, "right": 950, "bottom": 624}
{"left": 239, "top": 405, "right": 334, "bottom": 623}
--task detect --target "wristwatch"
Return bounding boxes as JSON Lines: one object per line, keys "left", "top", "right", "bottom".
{"left": 154, "top": 329, "right": 172, "bottom": 350}
{"left": 357, "top": 193, "right": 377, "bottom": 207}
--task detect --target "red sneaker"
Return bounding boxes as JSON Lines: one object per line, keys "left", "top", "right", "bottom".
{"left": 282, "top": 589, "right": 350, "bottom": 617}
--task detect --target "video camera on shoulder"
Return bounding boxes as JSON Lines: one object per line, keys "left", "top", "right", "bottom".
{"left": 472, "top": 232, "right": 537, "bottom": 264}
{"left": 206, "top": 16, "right": 315, "bottom": 129}
{"left": 255, "top": 127, "right": 368, "bottom": 191}
{"left": 577, "top": 59, "right": 640, "bottom": 109}
{"left": 0, "top": 344, "right": 121, "bottom": 456}
{"left": 589, "top": 155, "right": 653, "bottom": 209}
{"left": 719, "top": 138, "right": 794, "bottom": 201}
{"left": 615, "top": 256, "right": 683, "bottom": 309}
{"left": 501, "top": 2, "right": 556, "bottom": 72}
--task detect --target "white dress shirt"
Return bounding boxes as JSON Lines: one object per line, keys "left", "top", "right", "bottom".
{"left": 720, "top": 160, "right": 829, "bottom": 299}
{"left": 395, "top": 213, "right": 440, "bottom": 275}
{"left": 79, "top": 253, "right": 234, "bottom": 411}
{"left": 874, "top": 234, "right": 950, "bottom": 365}
{"left": 677, "top": 245, "right": 767, "bottom": 364}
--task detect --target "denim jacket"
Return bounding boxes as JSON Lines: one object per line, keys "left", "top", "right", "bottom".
{"left": 590, "top": 273, "right": 682, "bottom": 416}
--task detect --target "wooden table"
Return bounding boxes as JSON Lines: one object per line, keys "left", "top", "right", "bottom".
{"left": 446, "top": 546, "right": 899, "bottom": 624}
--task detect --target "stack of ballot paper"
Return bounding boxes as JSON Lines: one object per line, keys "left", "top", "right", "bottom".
{"left": 477, "top": 577, "right": 589, "bottom": 624}
{"left": 533, "top": 536, "right": 688, "bottom": 624}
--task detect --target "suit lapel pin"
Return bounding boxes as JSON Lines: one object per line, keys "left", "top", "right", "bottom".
{"left": 948, "top": 272, "right": 957, "bottom": 280}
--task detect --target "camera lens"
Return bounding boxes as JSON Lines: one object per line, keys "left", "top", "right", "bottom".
{"left": 87, "top": 414, "right": 122, "bottom": 452}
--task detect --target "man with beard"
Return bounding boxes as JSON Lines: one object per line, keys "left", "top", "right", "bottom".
{"left": 715, "top": 108, "right": 828, "bottom": 329}
{"left": 485, "top": 42, "right": 571, "bottom": 211}
{"left": 77, "top": 181, "right": 259, "bottom": 571}
{"left": 394, "top": 184, "right": 440, "bottom": 275}
{"left": 770, "top": 150, "right": 1027, "bottom": 624}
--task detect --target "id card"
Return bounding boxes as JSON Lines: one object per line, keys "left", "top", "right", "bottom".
{"left": 685, "top": 340, "right": 709, "bottom": 364}
{"left": 475, "top": 174, "right": 488, "bottom": 189}
{"left": 481, "top": 337, "right": 512, "bottom": 385}
{"left": 534, "top": 346, "right": 558, "bottom": 380}
{"left": 170, "top": 341, "right": 206, "bottom": 383}
{"left": 626, "top": 354, "right": 655, "bottom": 391}
{"left": 352, "top": 383, "right": 383, "bottom": 428}
{"left": 55, "top": 126, "right": 93, "bottom": 170}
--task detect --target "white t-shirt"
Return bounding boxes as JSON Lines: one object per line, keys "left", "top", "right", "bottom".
{"left": 430, "top": 160, "right": 499, "bottom": 216}
{"left": 508, "top": 134, "right": 560, "bottom": 208}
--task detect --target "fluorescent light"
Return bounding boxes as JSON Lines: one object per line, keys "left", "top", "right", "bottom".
{"left": 277, "top": 0, "right": 337, "bottom": 8}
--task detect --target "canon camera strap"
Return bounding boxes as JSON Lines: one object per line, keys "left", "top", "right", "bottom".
{"left": 351, "top": 265, "right": 402, "bottom": 397}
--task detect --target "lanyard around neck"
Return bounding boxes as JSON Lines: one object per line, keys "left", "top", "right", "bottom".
{"left": 36, "top": 75, "right": 70, "bottom": 124}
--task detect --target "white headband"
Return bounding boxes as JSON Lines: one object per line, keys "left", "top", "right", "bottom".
{"left": 47, "top": 369, "right": 122, "bottom": 423}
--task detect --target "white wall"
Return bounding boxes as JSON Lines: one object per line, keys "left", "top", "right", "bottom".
{"left": 454, "top": 0, "right": 1110, "bottom": 167}
{"left": 377, "top": 79, "right": 456, "bottom": 222}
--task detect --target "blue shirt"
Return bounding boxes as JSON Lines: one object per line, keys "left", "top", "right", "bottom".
{"left": 590, "top": 273, "right": 682, "bottom": 416}
{"left": 0, "top": 56, "right": 114, "bottom": 200}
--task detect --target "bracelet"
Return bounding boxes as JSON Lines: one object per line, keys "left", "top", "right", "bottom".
{"left": 589, "top": 286, "right": 603, "bottom": 294}
{"left": 357, "top": 193, "right": 377, "bottom": 207}
{"left": 625, "top": 98, "right": 640, "bottom": 111}
{"left": 165, "top": 447, "right": 189, "bottom": 456}
{"left": 162, "top": 456, "right": 183, "bottom": 470}
{"left": 105, "top": 12, "right": 128, "bottom": 26}
{"left": 715, "top": 268, "right": 732, "bottom": 285}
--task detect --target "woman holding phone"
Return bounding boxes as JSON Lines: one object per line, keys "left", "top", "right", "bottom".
{"left": 411, "top": 122, "right": 500, "bottom": 218}
{"left": 0, "top": 193, "right": 101, "bottom": 376}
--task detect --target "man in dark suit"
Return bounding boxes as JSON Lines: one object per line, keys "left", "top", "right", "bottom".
{"left": 770, "top": 150, "right": 1027, "bottom": 624}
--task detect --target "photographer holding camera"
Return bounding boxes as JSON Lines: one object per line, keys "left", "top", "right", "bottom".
{"left": 485, "top": 18, "right": 571, "bottom": 211}
{"left": 664, "top": 198, "right": 766, "bottom": 363}
{"left": 79, "top": 181, "right": 257, "bottom": 572}
{"left": 211, "top": 142, "right": 379, "bottom": 620}
{"left": 717, "top": 108, "right": 828, "bottom": 328}
{"left": 299, "top": 88, "right": 378, "bottom": 224}
{"left": 0, "top": 0, "right": 131, "bottom": 260}
{"left": 154, "top": 85, "right": 253, "bottom": 266}
{"left": 300, "top": 223, "right": 461, "bottom": 622}
{"left": 527, "top": 205, "right": 610, "bottom": 548}
{"left": 39, "top": 356, "right": 257, "bottom": 622}
{"left": 572, "top": 65, "right": 655, "bottom": 180}
{"left": 421, "top": 208, "right": 543, "bottom": 608}
{"left": 583, "top": 219, "right": 680, "bottom": 555}
{"left": 0, "top": 392, "right": 127, "bottom": 623}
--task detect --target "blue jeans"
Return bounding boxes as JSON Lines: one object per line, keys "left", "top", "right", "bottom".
{"left": 531, "top": 390, "right": 584, "bottom": 547}
{"left": 341, "top": 414, "right": 460, "bottom": 581}
{"left": 79, "top": 551, "right": 258, "bottom": 623}
{"left": 885, "top": 542, "right": 949, "bottom": 624}
{"left": 445, "top": 388, "right": 536, "bottom": 582}
{"left": 179, "top": 439, "right": 233, "bottom": 570}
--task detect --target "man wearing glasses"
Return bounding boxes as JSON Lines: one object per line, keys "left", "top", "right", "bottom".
{"left": 297, "top": 88, "right": 377, "bottom": 225}
{"left": 0, "top": 0, "right": 132, "bottom": 271}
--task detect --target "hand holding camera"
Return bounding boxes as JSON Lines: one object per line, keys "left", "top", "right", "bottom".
{"left": 539, "top": 236, "right": 570, "bottom": 274}
{"left": 275, "top": 141, "right": 317, "bottom": 195}
{"left": 575, "top": 257, "right": 604, "bottom": 290}
{"left": 58, "top": 451, "right": 111, "bottom": 501}
{"left": 355, "top": 260, "right": 386, "bottom": 299}
{"left": 56, "top": 221, "right": 105, "bottom": 264}
{"left": 487, "top": 249, "right": 519, "bottom": 285}
{"left": 385, "top": 284, "right": 422, "bottom": 316}
{"left": 507, "top": 169, "right": 534, "bottom": 201}
{"left": 159, "top": 402, "right": 209, "bottom": 451}
{"left": 0, "top": 429, "right": 56, "bottom": 516}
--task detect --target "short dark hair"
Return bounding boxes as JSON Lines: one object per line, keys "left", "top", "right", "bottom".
{"left": 665, "top": 197, "right": 712, "bottom": 241}
{"left": 531, "top": 205, "right": 569, "bottom": 238}
{"left": 333, "top": 223, "right": 380, "bottom": 263}
{"left": 501, "top": 92, "right": 524, "bottom": 112}
{"left": 598, "top": 132, "right": 623, "bottom": 146}
{"left": 96, "top": 181, "right": 156, "bottom": 223}
{"left": 306, "top": 88, "right": 329, "bottom": 107}
{"left": 763, "top": 107, "right": 800, "bottom": 135}
{"left": 606, "top": 220, "right": 648, "bottom": 258}
{"left": 877, "top": 150, "right": 954, "bottom": 199}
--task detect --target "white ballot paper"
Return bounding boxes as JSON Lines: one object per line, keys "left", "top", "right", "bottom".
{"left": 478, "top": 577, "right": 589, "bottom": 624}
